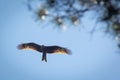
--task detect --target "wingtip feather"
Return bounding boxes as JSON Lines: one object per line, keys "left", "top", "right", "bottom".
{"left": 17, "top": 44, "right": 23, "bottom": 50}
{"left": 66, "top": 48, "right": 72, "bottom": 55}
{"left": 17, "top": 43, "right": 26, "bottom": 50}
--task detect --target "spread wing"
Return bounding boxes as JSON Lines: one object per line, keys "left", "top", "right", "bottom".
{"left": 45, "top": 46, "right": 71, "bottom": 55}
{"left": 17, "top": 43, "right": 71, "bottom": 54}
{"left": 17, "top": 43, "right": 42, "bottom": 52}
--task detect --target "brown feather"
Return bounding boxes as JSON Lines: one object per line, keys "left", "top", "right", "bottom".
{"left": 17, "top": 44, "right": 37, "bottom": 51}
{"left": 53, "top": 48, "right": 71, "bottom": 55}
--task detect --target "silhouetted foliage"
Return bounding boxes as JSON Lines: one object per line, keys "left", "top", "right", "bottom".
{"left": 25, "top": 0, "right": 120, "bottom": 47}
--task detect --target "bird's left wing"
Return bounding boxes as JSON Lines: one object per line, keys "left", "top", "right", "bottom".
{"left": 46, "top": 46, "right": 72, "bottom": 55}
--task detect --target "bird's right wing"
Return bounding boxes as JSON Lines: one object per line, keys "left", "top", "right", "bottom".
{"left": 17, "top": 43, "right": 42, "bottom": 52}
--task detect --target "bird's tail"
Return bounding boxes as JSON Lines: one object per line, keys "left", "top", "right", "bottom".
{"left": 42, "top": 53, "right": 47, "bottom": 62}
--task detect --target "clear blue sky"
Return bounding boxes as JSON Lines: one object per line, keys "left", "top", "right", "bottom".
{"left": 0, "top": 0, "right": 120, "bottom": 80}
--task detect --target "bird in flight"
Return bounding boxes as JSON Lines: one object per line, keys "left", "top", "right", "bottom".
{"left": 17, "top": 42, "right": 71, "bottom": 62}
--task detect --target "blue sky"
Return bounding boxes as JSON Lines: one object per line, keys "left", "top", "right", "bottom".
{"left": 0, "top": 0, "right": 120, "bottom": 80}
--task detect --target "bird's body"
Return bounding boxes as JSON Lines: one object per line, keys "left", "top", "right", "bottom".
{"left": 17, "top": 43, "right": 71, "bottom": 62}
